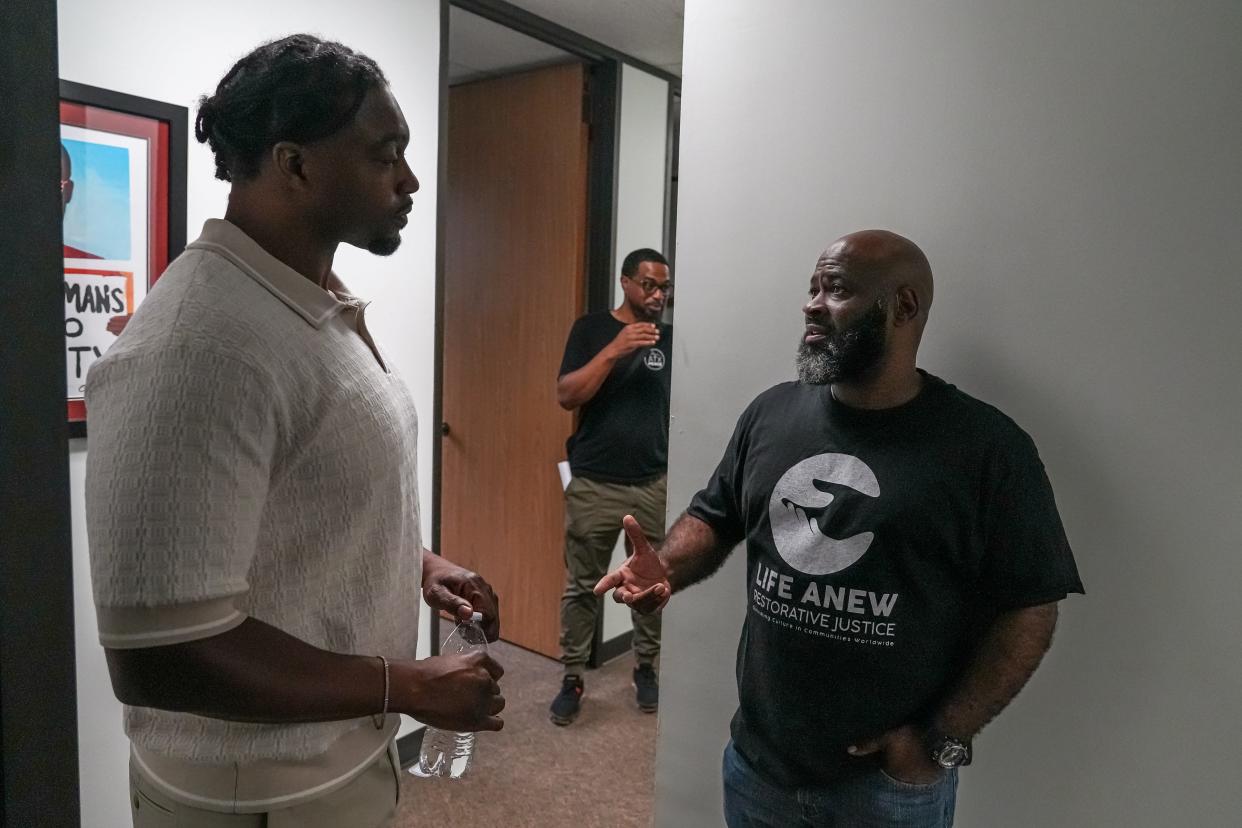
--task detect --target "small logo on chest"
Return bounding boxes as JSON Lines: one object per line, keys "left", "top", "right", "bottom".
{"left": 644, "top": 349, "right": 666, "bottom": 371}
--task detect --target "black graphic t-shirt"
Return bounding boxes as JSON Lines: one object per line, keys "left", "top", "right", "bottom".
{"left": 560, "top": 311, "right": 672, "bottom": 484}
{"left": 687, "top": 372, "right": 1084, "bottom": 789}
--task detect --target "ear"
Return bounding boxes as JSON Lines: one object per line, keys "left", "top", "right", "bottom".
{"left": 270, "top": 141, "right": 309, "bottom": 189}
{"left": 892, "top": 285, "right": 921, "bottom": 327}
{"left": 63, "top": 180, "right": 74, "bottom": 205}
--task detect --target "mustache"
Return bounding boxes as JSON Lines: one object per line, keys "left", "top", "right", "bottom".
{"left": 803, "top": 323, "right": 836, "bottom": 350}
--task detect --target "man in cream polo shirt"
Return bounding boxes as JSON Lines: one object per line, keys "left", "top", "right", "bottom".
{"left": 85, "top": 36, "right": 505, "bottom": 827}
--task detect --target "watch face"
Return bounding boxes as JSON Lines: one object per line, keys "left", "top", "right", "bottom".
{"left": 936, "top": 742, "right": 968, "bottom": 768}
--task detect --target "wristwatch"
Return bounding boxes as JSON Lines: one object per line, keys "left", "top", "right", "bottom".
{"left": 926, "top": 733, "right": 971, "bottom": 768}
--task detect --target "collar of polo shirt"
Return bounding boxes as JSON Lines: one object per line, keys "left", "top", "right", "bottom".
{"left": 189, "top": 219, "right": 355, "bottom": 329}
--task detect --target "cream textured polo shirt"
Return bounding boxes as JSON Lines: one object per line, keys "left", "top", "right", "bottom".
{"left": 84, "top": 219, "right": 421, "bottom": 812}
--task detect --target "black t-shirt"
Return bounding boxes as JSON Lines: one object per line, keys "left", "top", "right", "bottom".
{"left": 687, "top": 372, "right": 1084, "bottom": 789}
{"left": 560, "top": 311, "right": 672, "bottom": 484}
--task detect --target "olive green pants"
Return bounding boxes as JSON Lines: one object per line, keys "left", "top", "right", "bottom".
{"left": 560, "top": 474, "right": 666, "bottom": 675}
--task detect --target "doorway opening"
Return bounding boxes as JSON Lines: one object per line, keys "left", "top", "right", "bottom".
{"left": 429, "top": 2, "right": 681, "bottom": 670}
{"left": 397, "top": 2, "right": 681, "bottom": 824}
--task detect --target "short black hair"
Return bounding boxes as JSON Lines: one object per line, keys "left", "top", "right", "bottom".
{"left": 195, "top": 34, "right": 387, "bottom": 182}
{"left": 620, "top": 248, "right": 669, "bottom": 278}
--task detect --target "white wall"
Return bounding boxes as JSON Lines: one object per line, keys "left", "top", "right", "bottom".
{"left": 602, "top": 63, "right": 673, "bottom": 642}
{"left": 615, "top": 63, "right": 671, "bottom": 286}
{"left": 57, "top": 2, "right": 442, "bottom": 824}
{"left": 656, "top": 1, "right": 1242, "bottom": 826}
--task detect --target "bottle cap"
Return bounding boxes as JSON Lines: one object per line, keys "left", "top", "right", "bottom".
{"left": 470, "top": 611, "right": 483, "bottom": 623}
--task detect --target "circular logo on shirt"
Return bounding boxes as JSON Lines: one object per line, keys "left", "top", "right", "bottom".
{"left": 768, "top": 453, "right": 880, "bottom": 575}
{"left": 644, "top": 349, "right": 666, "bottom": 371}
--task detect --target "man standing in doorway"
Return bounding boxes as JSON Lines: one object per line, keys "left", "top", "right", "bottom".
{"left": 596, "top": 230, "right": 1084, "bottom": 826}
{"left": 86, "top": 36, "right": 504, "bottom": 827}
{"left": 549, "top": 248, "right": 673, "bottom": 725}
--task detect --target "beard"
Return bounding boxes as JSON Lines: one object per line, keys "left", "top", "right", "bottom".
{"left": 795, "top": 299, "right": 889, "bottom": 385}
{"left": 366, "top": 232, "right": 402, "bottom": 256}
{"left": 635, "top": 304, "right": 663, "bottom": 322}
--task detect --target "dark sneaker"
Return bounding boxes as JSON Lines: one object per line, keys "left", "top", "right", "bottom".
{"left": 633, "top": 664, "right": 659, "bottom": 713}
{"left": 549, "top": 675, "right": 584, "bottom": 725}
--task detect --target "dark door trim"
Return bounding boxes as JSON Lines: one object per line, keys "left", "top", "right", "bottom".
{"left": 428, "top": 0, "right": 452, "bottom": 659}
{"left": 451, "top": 0, "right": 681, "bottom": 87}
{"left": 0, "top": 0, "right": 81, "bottom": 824}
{"left": 585, "top": 57, "right": 622, "bottom": 314}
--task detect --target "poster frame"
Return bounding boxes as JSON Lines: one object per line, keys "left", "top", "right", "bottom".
{"left": 58, "top": 80, "right": 187, "bottom": 438}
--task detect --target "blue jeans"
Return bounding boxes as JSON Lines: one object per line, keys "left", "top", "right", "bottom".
{"left": 722, "top": 740, "right": 958, "bottom": 828}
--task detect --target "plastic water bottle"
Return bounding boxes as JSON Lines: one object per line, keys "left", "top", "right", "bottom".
{"left": 411, "top": 611, "right": 488, "bottom": 779}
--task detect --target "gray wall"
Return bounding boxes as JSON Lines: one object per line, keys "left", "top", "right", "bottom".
{"left": 655, "top": 1, "right": 1242, "bottom": 825}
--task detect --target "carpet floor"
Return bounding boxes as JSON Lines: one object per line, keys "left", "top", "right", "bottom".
{"left": 395, "top": 640, "right": 657, "bottom": 828}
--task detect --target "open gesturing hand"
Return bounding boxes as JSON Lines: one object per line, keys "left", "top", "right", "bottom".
{"left": 592, "top": 515, "right": 671, "bottom": 614}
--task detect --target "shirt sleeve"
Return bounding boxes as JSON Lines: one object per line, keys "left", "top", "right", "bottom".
{"left": 84, "top": 343, "right": 280, "bottom": 649}
{"left": 558, "top": 317, "right": 595, "bottom": 377}
{"left": 686, "top": 401, "right": 755, "bottom": 548}
{"left": 977, "top": 429, "right": 1085, "bottom": 610}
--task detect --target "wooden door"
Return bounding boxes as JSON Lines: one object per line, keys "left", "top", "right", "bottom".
{"left": 441, "top": 62, "right": 589, "bottom": 658}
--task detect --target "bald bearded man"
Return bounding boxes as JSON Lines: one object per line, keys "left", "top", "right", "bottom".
{"left": 597, "top": 230, "right": 1084, "bottom": 827}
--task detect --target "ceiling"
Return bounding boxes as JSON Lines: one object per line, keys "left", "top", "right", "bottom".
{"left": 450, "top": 0, "right": 684, "bottom": 82}
{"left": 449, "top": 7, "right": 574, "bottom": 85}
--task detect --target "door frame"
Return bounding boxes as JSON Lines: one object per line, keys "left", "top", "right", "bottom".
{"left": 0, "top": 0, "right": 81, "bottom": 824}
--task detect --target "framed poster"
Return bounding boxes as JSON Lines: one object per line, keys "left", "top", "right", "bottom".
{"left": 59, "top": 81, "right": 187, "bottom": 437}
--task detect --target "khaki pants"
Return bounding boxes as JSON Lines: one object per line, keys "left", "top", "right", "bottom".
{"left": 129, "top": 744, "right": 400, "bottom": 827}
{"left": 560, "top": 474, "right": 666, "bottom": 673}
